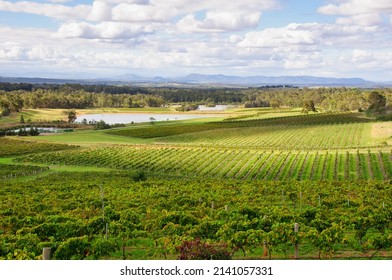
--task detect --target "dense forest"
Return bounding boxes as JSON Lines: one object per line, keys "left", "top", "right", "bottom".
{"left": 0, "top": 82, "right": 391, "bottom": 116}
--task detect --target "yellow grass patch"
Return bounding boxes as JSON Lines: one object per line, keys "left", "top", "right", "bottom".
{"left": 371, "top": 122, "right": 392, "bottom": 145}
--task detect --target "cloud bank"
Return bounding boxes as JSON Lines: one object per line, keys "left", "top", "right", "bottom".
{"left": 0, "top": 0, "right": 391, "bottom": 81}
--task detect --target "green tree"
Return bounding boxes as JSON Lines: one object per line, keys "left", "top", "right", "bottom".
{"left": 366, "top": 91, "right": 386, "bottom": 115}
{"left": 95, "top": 120, "right": 111, "bottom": 130}
{"left": 66, "top": 110, "right": 77, "bottom": 123}
{"left": 29, "top": 127, "right": 40, "bottom": 136}
{"left": 270, "top": 99, "right": 281, "bottom": 110}
{"left": 302, "top": 100, "right": 317, "bottom": 114}
{"left": 1, "top": 107, "right": 10, "bottom": 117}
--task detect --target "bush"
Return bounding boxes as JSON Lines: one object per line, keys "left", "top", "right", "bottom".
{"left": 130, "top": 170, "right": 147, "bottom": 182}
{"left": 177, "top": 238, "right": 232, "bottom": 260}
{"left": 90, "top": 238, "right": 118, "bottom": 259}
{"left": 175, "top": 104, "right": 199, "bottom": 111}
{"left": 95, "top": 120, "right": 111, "bottom": 130}
{"left": 376, "top": 113, "right": 392, "bottom": 121}
{"left": 1, "top": 107, "right": 10, "bottom": 116}
{"left": 53, "top": 236, "right": 90, "bottom": 260}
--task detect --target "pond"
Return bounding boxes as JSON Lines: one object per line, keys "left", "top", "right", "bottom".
{"left": 76, "top": 113, "right": 215, "bottom": 125}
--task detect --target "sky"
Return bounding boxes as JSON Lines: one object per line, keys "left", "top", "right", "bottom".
{"left": 0, "top": 0, "right": 391, "bottom": 81}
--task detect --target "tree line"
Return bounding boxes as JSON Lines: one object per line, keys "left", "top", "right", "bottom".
{"left": 0, "top": 82, "right": 391, "bottom": 116}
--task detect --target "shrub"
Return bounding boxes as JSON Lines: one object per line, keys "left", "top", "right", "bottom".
{"left": 177, "top": 238, "right": 232, "bottom": 260}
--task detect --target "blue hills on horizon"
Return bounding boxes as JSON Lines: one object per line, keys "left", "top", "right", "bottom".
{"left": 103, "top": 73, "right": 376, "bottom": 87}
{"left": 0, "top": 73, "right": 385, "bottom": 87}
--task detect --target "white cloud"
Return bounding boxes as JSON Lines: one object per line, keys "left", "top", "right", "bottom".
{"left": 238, "top": 23, "right": 320, "bottom": 49}
{"left": 57, "top": 21, "right": 154, "bottom": 39}
{"left": 178, "top": 10, "right": 261, "bottom": 33}
{"left": 319, "top": 0, "right": 392, "bottom": 27}
{"left": 174, "top": 0, "right": 278, "bottom": 33}
{"left": 350, "top": 49, "right": 392, "bottom": 69}
{"left": 0, "top": 0, "right": 91, "bottom": 20}
{"left": 0, "top": 0, "right": 280, "bottom": 37}
{"left": 335, "top": 13, "right": 383, "bottom": 26}
{"left": 238, "top": 21, "right": 390, "bottom": 52}
{"left": 111, "top": 3, "right": 171, "bottom": 22}
{"left": 319, "top": 0, "right": 392, "bottom": 15}
{"left": 0, "top": 43, "right": 25, "bottom": 60}
{"left": 84, "top": 0, "right": 278, "bottom": 30}
{"left": 88, "top": 1, "right": 112, "bottom": 22}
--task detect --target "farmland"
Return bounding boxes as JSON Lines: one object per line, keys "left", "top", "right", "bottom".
{"left": 14, "top": 145, "right": 391, "bottom": 181}
{"left": 0, "top": 104, "right": 391, "bottom": 260}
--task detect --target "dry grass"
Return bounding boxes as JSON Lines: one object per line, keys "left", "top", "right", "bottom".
{"left": 371, "top": 122, "right": 392, "bottom": 145}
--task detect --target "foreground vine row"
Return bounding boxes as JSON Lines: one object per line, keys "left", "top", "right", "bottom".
{"left": 0, "top": 173, "right": 390, "bottom": 260}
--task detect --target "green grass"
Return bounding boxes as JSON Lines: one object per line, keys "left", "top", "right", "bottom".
{"left": 0, "top": 109, "right": 69, "bottom": 125}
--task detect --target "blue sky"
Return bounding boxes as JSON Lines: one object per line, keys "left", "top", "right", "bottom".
{"left": 0, "top": 0, "right": 391, "bottom": 81}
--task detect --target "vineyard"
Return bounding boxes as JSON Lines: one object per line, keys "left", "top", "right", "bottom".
{"left": 107, "top": 112, "right": 372, "bottom": 139}
{"left": 0, "top": 173, "right": 391, "bottom": 260}
{"left": 0, "top": 110, "right": 391, "bottom": 260}
{"left": 159, "top": 123, "right": 375, "bottom": 149}
{"left": 0, "top": 164, "right": 49, "bottom": 179}
{"left": 14, "top": 146, "right": 391, "bottom": 181}
{"left": 0, "top": 138, "right": 75, "bottom": 157}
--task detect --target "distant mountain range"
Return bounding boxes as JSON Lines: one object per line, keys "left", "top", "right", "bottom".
{"left": 0, "top": 73, "right": 388, "bottom": 87}
{"left": 174, "top": 73, "right": 372, "bottom": 86}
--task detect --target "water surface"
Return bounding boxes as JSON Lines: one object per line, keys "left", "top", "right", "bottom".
{"left": 77, "top": 113, "right": 214, "bottom": 125}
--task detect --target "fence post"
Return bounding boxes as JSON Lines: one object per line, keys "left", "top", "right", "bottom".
{"left": 42, "top": 247, "right": 51, "bottom": 260}
{"left": 263, "top": 240, "right": 268, "bottom": 257}
{"left": 299, "top": 192, "right": 302, "bottom": 212}
{"left": 294, "top": 223, "right": 299, "bottom": 259}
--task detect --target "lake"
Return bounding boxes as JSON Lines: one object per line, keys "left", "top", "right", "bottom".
{"left": 76, "top": 113, "right": 215, "bottom": 125}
